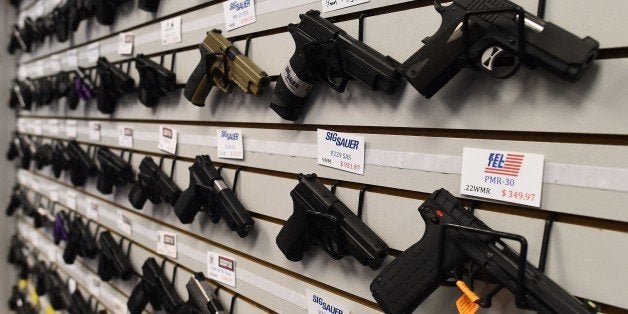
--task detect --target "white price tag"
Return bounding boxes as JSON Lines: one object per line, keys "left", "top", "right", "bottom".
{"left": 35, "top": 60, "right": 45, "bottom": 76}
{"left": 117, "top": 210, "right": 133, "bottom": 235}
{"left": 66, "top": 191, "right": 77, "bottom": 210}
{"left": 306, "top": 289, "right": 350, "bottom": 314}
{"left": 207, "top": 251, "right": 236, "bottom": 287}
{"left": 157, "top": 231, "right": 178, "bottom": 259}
{"left": 118, "top": 32, "right": 134, "bottom": 55}
{"left": 68, "top": 278, "right": 77, "bottom": 293}
{"left": 48, "top": 55, "right": 62, "bottom": 73}
{"left": 87, "top": 42, "right": 100, "bottom": 64}
{"left": 89, "top": 122, "right": 101, "bottom": 141}
{"left": 317, "top": 129, "right": 365, "bottom": 175}
{"left": 322, "top": 0, "right": 369, "bottom": 12}
{"left": 118, "top": 126, "right": 134, "bottom": 148}
{"left": 88, "top": 275, "right": 101, "bottom": 297}
{"left": 86, "top": 200, "right": 99, "bottom": 219}
{"left": 460, "top": 148, "right": 544, "bottom": 207}
{"left": 48, "top": 119, "right": 60, "bottom": 135}
{"left": 33, "top": 120, "right": 43, "bottom": 135}
{"left": 63, "top": 49, "right": 79, "bottom": 68}
{"left": 66, "top": 120, "right": 78, "bottom": 139}
{"left": 158, "top": 125, "right": 178, "bottom": 154}
{"left": 216, "top": 129, "right": 244, "bottom": 160}
{"left": 223, "top": 0, "right": 257, "bottom": 31}
{"left": 161, "top": 17, "right": 182, "bottom": 45}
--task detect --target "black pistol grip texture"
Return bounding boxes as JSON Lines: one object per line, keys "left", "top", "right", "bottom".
{"left": 184, "top": 53, "right": 212, "bottom": 106}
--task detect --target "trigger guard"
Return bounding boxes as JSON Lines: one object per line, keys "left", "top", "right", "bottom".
{"left": 477, "top": 45, "right": 521, "bottom": 79}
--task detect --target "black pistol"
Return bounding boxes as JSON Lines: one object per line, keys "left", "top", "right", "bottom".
{"left": 174, "top": 155, "right": 254, "bottom": 238}
{"left": 128, "top": 157, "right": 182, "bottom": 209}
{"left": 400, "top": 0, "right": 599, "bottom": 98}
{"left": 66, "top": 140, "right": 99, "bottom": 187}
{"left": 276, "top": 173, "right": 389, "bottom": 269}
{"left": 370, "top": 189, "right": 593, "bottom": 314}
{"left": 95, "top": 146, "right": 134, "bottom": 194}
{"left": 127, "top": 257, "right": 185, "bottom": 314}
{"left": 270, "top": 10, "right": 402, "bottom": 120}
{"left": 97, "top": 231, "right": 134, "bottom": 281}
{"left": 96, "top": 0, "right": 131, "bottom": 25}
{"left": 96, "top": 57, "right": 135, "bottom": 114}
{"left": 135, "top": 53, "right": 177, "bottom": 107}
{"left": 180, "top": 272, "right": 225, "bottom": 314}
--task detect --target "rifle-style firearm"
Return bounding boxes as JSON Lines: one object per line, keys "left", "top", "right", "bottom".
{"left": 135, "top": 54, "right": 177, "bottom": 107}
{"left": 66, "top": 140, "right": 99, "bottom": 186}
{"left": 276, "top": 173, "right": 389, "bottom": 269}
{"left": 399, "top": 0, "right": 599, "bottom": 98}
{"left": 270, "top": 10, "right": 402, "bottom": 121}
{"left": 97, "top": 231, "right": 134, "bottom": 281}
{"left": 128, "top": 157, "right": 182, "bottom": 209}
{"left": 184, "top": 29, "right": 269, "bottom": 106}
{"left": 370, "top": 189, "right": 593, "bottom": 314}
{"left": 127, "top": 257, "right": 185, "bottom": 314}
{"left": 179, "top": 272, "right": 225, "bottom": 314}
{"left": 96, "top": 146, "right": 134, "bottom": 194}
{"left": 174, "top": 155, "right": 254, "bottom": 238}
{"left": 96, "top": 57, "right": 135, "bottom": 114}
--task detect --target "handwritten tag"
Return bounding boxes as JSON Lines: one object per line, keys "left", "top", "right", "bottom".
{"left": 118, "top": 32, "right": 134, "bottom": 55}
{"left": 207, "top": 251, "right": 236, "bottom": 287}
{"left": 118, "top": 126, "right": 133, "bottom": 148}
{"left": 88, "top": 275, "right": 101, "bottom": 297}
{"left": 217, "top": 129, "right": 244, "bottom": 160}
{"left": 65, "top": 120, "right": 78, "bottom": 139}
{"left": 157, "top": 231, "right": 178, "bottom": 259}
{"left": 117, "top": 210, "right": 132, "bottom": 235}
{"left": 223, "top": 0, "right": 256, "bottom": 31}
{"left": 89, "top": 122, "right": 101, "bottom": 141}
{"left": 322, "top": 0, "right": 369, "bottom": 12}
{"left": 161, "top": 17, "right": 182, "bottom": 45}
{"left": 317, "top": 129, "right": 365, "bottom": 175}
{"left": 87, "top": 42, "right": 100, "bottom": 64}
{"left": 63, "top": 49, "right": 79, "bottom": 68}
{"left": 158, "top": 125, "right": 178, "bottom": 154}
{"left": 86, "top": 200, "right": 99, "bottom": 219}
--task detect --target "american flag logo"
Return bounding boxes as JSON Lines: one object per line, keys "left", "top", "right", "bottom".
{"left": 485, "top": 153, "right": 524, "bottom": 177}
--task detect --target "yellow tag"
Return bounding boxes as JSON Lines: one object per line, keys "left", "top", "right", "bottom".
{"left": 456, "top": 280, "right": 480, "bottom": 314}
{"left": 44, "top": 303, "right": 56, "bottom": 314}
{"left": 29, "top": 286, "right": 40, "bottom": 306}
{"left": 18, "top": 279, "right": 28, "bottom": 289}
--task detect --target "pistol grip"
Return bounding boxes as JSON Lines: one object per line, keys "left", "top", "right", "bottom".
{"left": 173, "top": 186, "right": 199, "bottom": 224}
{"left": 97, "top": 89, "right": 116, "bottom": 114}
{"left": 128, "top": 282, "right": 151, "bottom": 314}
{"left": 96, "top": 172, "right": 113, "bottom": 194}
{"left": 276, "top": 209, "right": 309, "bottom": 262}
{"left": 128, "top": 182, "right": 148, "bottom": 210}
{"left": 184, "top": 50, "right": 215, "bottom": 106}
{"left": 98, "top": 255, "right": 115, "bottom": 281}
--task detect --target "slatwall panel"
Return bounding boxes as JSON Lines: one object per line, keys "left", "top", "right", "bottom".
{"left": 6, "top": 0, "right": 628, "bottom": 313}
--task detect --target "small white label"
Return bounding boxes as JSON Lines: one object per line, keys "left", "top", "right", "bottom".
{"left": 89, "top": 122, "right": 101, "bottom": 141}
{"left": 63, "top": 49, "right": 79, "bottom": 68}
{"left": 317, "top": 129, "right": 365, "bottom": 175}
{"left": 66, "top": 191, "right": 77, "bottom": 210}
{"left": 158, "top": 125, "right": 178, "bottom": 154}
{"left": 460, "top": 148, "right": 544, "bottom": 207}
{"left": 48, "top": 119, "right": 60, "bottom": 135}
{"left": 207, "top": 251, "right": 236, "bottom": 287}
{"left": 66, "top": 120, "right": 78, "bottom": 139}
{"left": 117, "top": 210, "right": 132, "bottom": 235}
{"left": 157, "top": 231, "right": 178, "bottom": 259}
{"left": 88, "top": 275, "right": 101, "bottom": 297}
{"left": 118, "top": 126, "right": 134, "bottom": 148}
{"left": 306, "top": 289, "right": 351, "bottom": 314}
{"left": 161, "top": 17, "right": 182, "bottom": 45}
{"left": 86, "top": 200, "right": 99, "bottom": 219}
{"left": 223, "top": 0, "right": 257, "bottom": 31}
{"left": 279, "top": 63, "right": 313, "bottom": 98}
{"left": 34, "top": 60, "right": 45, "bottom": 77}
{"left": 48, "top": 55, "right": 62, "bottom": 73}
{"left": 33, "top": 120, "right": 43, "bottom": 135}
{"left": 217, "top": 129, "right": 244, "bottom": 160}
{"left": 68, "top": 278, "right": 77, "bottom": 293}
{"left": 118, "top": 32, "right": 134, "bottom": 55}
{"left": 322, "top": 0, "right": 369, "bottom": 12}
{"left": 87, "top": 42, "right": 101, "bottom": 64}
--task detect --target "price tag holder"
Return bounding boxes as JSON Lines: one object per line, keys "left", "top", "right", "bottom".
{"left": 305, "top": 289, "right": 350, "bottom": 314}
{"left": 88, "top": 275, "right": 101, "bottom": 297}
{"left": 117, "top": 210, "right": 132, "bottom": 235}
{"left": 86, "top": 200, "right": 99, "bottom": 219}
{"left": 87, "top": 42, "right": 100, "bottom": 64}
{"left": 66, "top": 191, "right": 77, "bottom": 210}
{"left": 460, "top": 148, "right": 544, "bottom": 207}
{"left": 223, "top": 0, "right": 257, "bottom": 31}
{"left": 216, "top": 129, "right": 243, "bottom": 160}
{"left": 157, "top": 231, "right": 178, "bottom": 258}
{"left": 161, "top": 17, "right": 182, "bottom": 45}
{"left": 158, "top": 125, "right": 178, "bottom": 154}
{"left": 317, "top": 129, "right": 365, "bottom": 175}
{"left": 48, "top": 119, "right": 60, "bottom": 135}
{"left": 63, "top": 49, "right": 79, "bottom": 68}
{"left": 66, "top": 120, "right": 78, "bottom": 139}
{"left": 118, "top": 126, "right": 134, "bottom": 148}
{"left": 207, "top": 251, "right": 236, "bottom": 287}
{"left": 89, "top": 122, "right": 101, "bottom": 141}
{"left": 322, "top": 0, "right": 369, "bottom": 12}
{"left": 118, "top": 32, "right": 134, "bottom": 55}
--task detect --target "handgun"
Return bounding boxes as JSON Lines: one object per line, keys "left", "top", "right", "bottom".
{"left": 9, "top": 79, "right": 34, "bottom": 110}
{"left": 33, "top": 203, "right": 56, "bottom": 229}
{"left": 174, "top": 155, "right": 254, "bottom": 238}
{"left": 6, "top": 186, "right": 36, "bottom": 217}
{"left": 68, "top": 67, "right": 97, "bottom": 110}
{"left": 128, "top": 157, "right": 182, "bottom": 210}
{"left": 184, "top": 29, "right": 269, "bottom": 106}
{"left": 33, "top": 142, "right": 53, "bottom": 170}
{"left": 270, "top": 10, "right": 402, "bottom": 121}
{"left": 8, "top": 235, "right": 30, "bottom": 279}
{"left": 96, "top": 0, "right": 131, "bottom": 25}
{"left": 138, "top": 0, "right": 161, "bottom": 12}
{"left": 180, "top": 272, "right": 225, "bottom": 314}
{"left": 47, "top": 269, "right": 73, "bottom": 310}
{"left": 66, "top": 140, "right": 99, "bottom": 187}
{"left": 96, "top": 57, "right": 135, "bottom": 114}
{"left": 51, "top": 141, "right": 71, "bottom": 178}
{"left": 97, "top": 231, "right": 134, "bottom": 281}
{"left": 400, "top": 0, "right": 599, "bottom": 98}
{"left": 8, "top": 284, "right": 38, "bottom": 314}
{"left": 70, "top": 289, "right": 93, "bottom": 314}
{"left": 370, "top": 188, "right": 593, "bottom": 314}
{"left": 276, "top": 173, "right": 389, "bottom": 269}
{"left": 135, "top": 54, "right": 177, "bottom": 107}
{"left": 10, "top": 134, "right": 36, "bottom": 169}
{"left": 63, "top": 216, "right": 99, "bottom": 264}
{"left": 33, "top": 260, "right": 50, "bottom": 296}
{"left": 96, "top": 146, "right": 134, "bottom": 194}
{"left": 8, "top": 24, "right": 31, "bottom": 54}
{"left": 127, "top": 257, "right": 185, "bottom": 314}
{"left": 54, "top": 211, "right": 70, "bottom": 244}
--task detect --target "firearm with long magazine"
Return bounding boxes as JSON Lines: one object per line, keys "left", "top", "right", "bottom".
{"left": 128, "top": 257, "right": 185, "bottom": 314}
{"left": 370, "top": 188, "right": 594, "bottom": 314}
{"left": 96, "top": 57, "right": 135, "bottom": 114}
{"left": 399, "top": 0, "right": 599, "bottom": 98}
{"left": 135, "top": 53, "right": 177, "bottom": 107}
{"left": 96, "top": 146, "right": 134, "bottom": 194}
{"left": 128, "top": 157, "right": 182, "bottom": 209}
{"left": 184, "top": 29, "right": 269, "bottom": 106}
{"left": 179, "top": 272, "right": 225, "bottom": 314}
{"left": 270, "top": 10, "right": 402, "bottom": 121}
{"left": 97, "top": 231, "right": 134, "bottom": 281}
{"left": 67, "top": 140, "right": 99, "bottom": 186}
{"left": 276, "top": 173, "right": 389, "bottom": 269}
{"left": 174, "top": 155, "right": 254, "bottom": 238}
